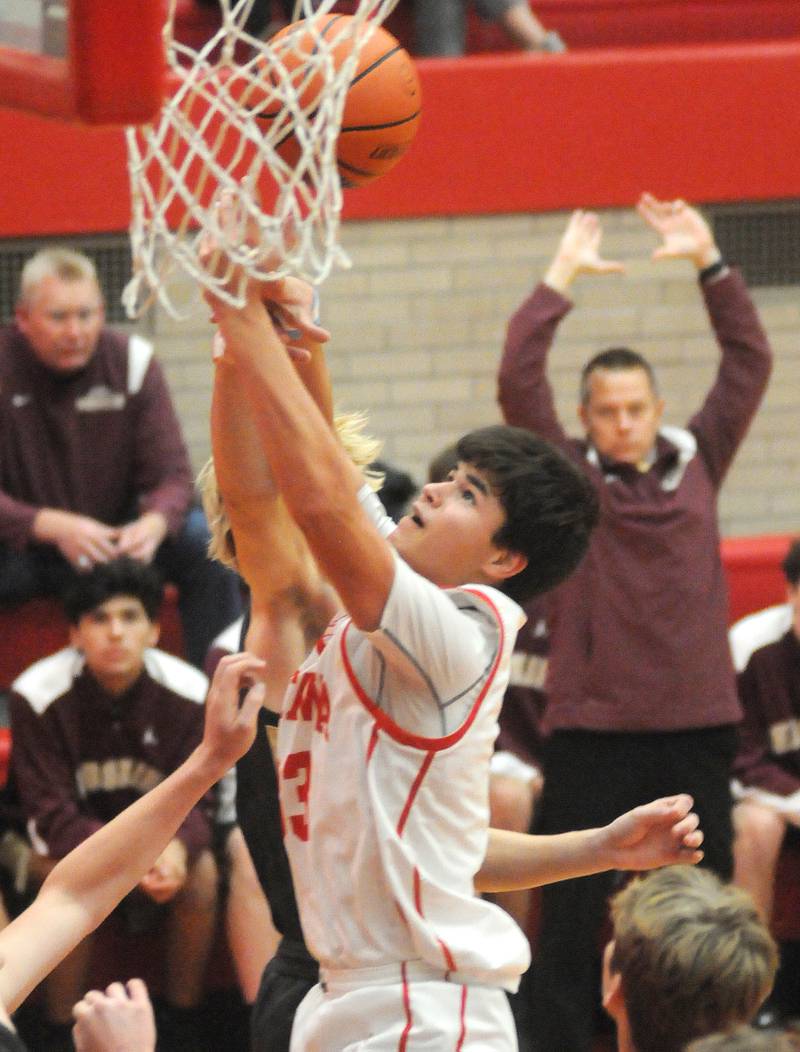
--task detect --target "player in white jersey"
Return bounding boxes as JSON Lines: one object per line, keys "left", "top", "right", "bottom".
{"left": 202, "top": 250, "right": 706, "bottom": 1051}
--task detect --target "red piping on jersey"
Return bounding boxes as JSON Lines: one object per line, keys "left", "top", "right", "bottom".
{"left": 339, "top": 586, "right": 507, "bottom": 752}
{"left": 399, "top": 961, "right": 413, "bottom": 1052}
{"left": 397, "top": 752, "right": 435, "bottom": 837}
{"left": 413, "top": 865, "right": 458, "bottom": 973}
{"left": 413, "top": 867, "right": 423, "bottom": 913}
{"left": 456, "top": 985, "right": 468, "bottom": 1051}
{"left": 366, "top": 723, "right": 380, "bottom": 764}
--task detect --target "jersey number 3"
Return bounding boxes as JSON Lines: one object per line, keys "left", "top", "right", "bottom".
{"left": 281, "top": 750, "right": 311, "bottom": 842}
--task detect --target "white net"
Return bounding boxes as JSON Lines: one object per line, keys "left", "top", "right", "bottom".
{"left": 124, "top": 0, "right": 399, "bottom": 319}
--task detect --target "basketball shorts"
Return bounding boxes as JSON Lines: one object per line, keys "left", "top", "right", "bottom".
{"left": 290, "top": 960, "right": 518, "bottom": 1051}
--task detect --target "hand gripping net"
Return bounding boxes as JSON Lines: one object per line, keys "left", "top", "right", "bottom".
{"left": 124, "top": 0, "right": 398, "bottom": 319}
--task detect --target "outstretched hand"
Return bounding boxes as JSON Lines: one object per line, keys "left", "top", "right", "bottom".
{"left": 262, "top": 276, "right": 331, "bottom": 360}
{"left": 603, "top": 794, "right": 704, "bottom": 872}
{"left": 637, "top": 192, "right": 720, "bottom": 269}
{"left": 202, "top": 192, "right": 330, "bottom": 363}
{"left": 544, "top": 210, "right": 625, "bottom": 292}
{"left": 199, "top": 652, "right": 267, "bottom": 776}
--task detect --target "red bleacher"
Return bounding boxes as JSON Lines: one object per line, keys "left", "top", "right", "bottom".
{"left": 173, "top": 0, "right": 800, "bottom": 56}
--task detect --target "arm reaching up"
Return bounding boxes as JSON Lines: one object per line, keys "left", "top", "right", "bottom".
{"left": 0, "top": 653, "right": 265, "bottom": 1016}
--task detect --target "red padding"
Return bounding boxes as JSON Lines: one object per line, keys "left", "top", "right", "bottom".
{"left": 0, "top": 40, "right": 799, "bottom": 235}
{"left": 721, "top": 534, "right": 793, "bottom": 625}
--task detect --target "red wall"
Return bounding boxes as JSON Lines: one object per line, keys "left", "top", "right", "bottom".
{"left": 1, "top": 39, "right": 799, "bottom": 238}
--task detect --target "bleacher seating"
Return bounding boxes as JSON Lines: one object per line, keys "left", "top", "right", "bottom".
{"left": 171, "top": 0, "right": 800, "bottom": 57}
{"left": 1, "top": 533, "right": 797, "bottom": 991}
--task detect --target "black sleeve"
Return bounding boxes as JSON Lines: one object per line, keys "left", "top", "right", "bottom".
{"left": 236, "top": 709, "right": 306, "bottom": 941}
{"left": 234, "top": 607, "right": 307, "bottom": 942}
{"left": 0, "top": 1024, "right": 29, "bottom": 1052}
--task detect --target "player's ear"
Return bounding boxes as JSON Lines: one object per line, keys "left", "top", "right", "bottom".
{"left": 483, "top": 547, "right": 527, "bottom": 585}
{"left": 601, "top": 940, "right": 623, "bottom": 1019}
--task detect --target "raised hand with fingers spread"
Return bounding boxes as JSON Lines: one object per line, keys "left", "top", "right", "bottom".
{"left": 637, "top": 191, "right": 722, "bottom": 269}
{"left": 544, "top": 209, "right": 626, "bottom": 293}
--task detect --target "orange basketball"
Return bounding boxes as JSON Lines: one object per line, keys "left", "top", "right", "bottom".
{"left": 253, "top": 15, "right": 422, "bottom": 187}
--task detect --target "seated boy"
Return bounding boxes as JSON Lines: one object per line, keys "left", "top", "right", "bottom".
{"left": 730, "top": 539, "right": 800, "bottom": 923}
{"left": 9, "top": 557, "right": 218, "bottom": 1052}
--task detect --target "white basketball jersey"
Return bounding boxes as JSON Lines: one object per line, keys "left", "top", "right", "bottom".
{"left": 277, "top": 540, "right": 531, "bottom": 992}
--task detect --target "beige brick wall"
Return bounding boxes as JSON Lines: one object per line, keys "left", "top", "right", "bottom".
{"left": 152, "top": 206, "right": 800, "bottom": 538}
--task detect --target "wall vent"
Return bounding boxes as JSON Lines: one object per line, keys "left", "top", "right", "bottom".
{"left": 0, "top": 233, "right": 150, "bottom": 329}
{"left": 710, "top": 201, "right": 800, "bottom": 288}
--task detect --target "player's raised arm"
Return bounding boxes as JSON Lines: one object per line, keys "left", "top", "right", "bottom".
{"left": 208, "top": 274, "right": 396, "bottom": 632}
{"left": 0, "top": 654, "right": 265, "bottom": 1015}
{"left": 477, "top": 795, "right": 704, "bottom": 893}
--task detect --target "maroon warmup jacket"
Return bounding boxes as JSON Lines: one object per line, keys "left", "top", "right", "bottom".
{"left": 498, "top": 270, "right": 772, "bottom": 733}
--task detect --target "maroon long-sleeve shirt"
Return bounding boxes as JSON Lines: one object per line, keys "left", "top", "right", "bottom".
{"left": 498, "top": 270, "right": 772, "bottom": 733}
{"left": 10, "top": 647, "right": 212, "bottom": 860}
{"left": 0, "top": 324, "right": 193, "bottom": 549}
{"left": 734, "top": 630, "right": 800, "bottom": 797}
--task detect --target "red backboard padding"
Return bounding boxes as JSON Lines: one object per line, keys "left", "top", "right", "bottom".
{"left": 0, "top": 0, "right": 164, "bottom": 125}
{"left": 0, "top": 38, "right": 799, "bottom": 237}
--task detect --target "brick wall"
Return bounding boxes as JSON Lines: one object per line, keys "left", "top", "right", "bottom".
{"left": 153, "top": 206, "right": 800, "bottom": 537}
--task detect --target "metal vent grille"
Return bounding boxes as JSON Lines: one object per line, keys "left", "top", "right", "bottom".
{"left": 0, "top": 234, "right": 147, "bottom": 327}
{"left": 710, "top": 201, "right": 800, "bottom": 288}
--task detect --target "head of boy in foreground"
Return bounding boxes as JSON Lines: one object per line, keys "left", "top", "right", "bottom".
{"left": 603, "top": 865, "right": 778, "bottom": 1052}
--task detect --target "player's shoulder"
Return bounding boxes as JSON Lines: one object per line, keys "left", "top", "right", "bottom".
{"left": 12, "top": 647, "right": 85, "bottom": 714}
{"left": 142, "top": 648, "right": 209, "bottom": 704}
{"left": 450, "top": 583, "right": 526, "bottom": 634}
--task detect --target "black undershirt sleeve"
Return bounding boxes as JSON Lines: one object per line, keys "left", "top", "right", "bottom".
{"left": 234, "top": 608, "right": 307, "bottom": 942}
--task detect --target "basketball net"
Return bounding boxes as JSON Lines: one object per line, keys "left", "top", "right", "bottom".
{"left": 124, "top": 0, "right": 398, "bottom": 319}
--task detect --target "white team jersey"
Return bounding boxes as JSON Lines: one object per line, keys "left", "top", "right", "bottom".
{"left": 277, "top": 491, "right": 531, "bottom": 991}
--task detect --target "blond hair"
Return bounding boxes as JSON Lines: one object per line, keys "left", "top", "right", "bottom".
{"left": 18, "top": 248, "right": 98, "bottom": 306}
{"left": 199, "top": 410, "right": 383, "bottom": 571}
{"left": 610, "top": 866, "right": 778, "bottom": 1052}
{"left": 686, "top": 1027, "right": 800, "bottom": 1052}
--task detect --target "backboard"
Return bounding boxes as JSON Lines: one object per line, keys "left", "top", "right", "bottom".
{"left": 0, "top": 0, "right": 164, "bottom": 124}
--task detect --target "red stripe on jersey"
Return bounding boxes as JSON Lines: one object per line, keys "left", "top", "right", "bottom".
{"left": 397, "top": 751, "right": 435, "bottom": 837}
{"left": 399, "top": 961, "right": 413, "bottom": 1052}
{"left": 366, "top": 723, "right": 380, "bottom": 764}
{"left": 438, "top": 935, "right": 457, "bottom": 972}
{"left": 455, "top": 985, "right": 468, "bottom": 1051}
{"left": 339, "top": 586, "right": 508, "bottom": 752}
{"left": 413, "top": 866, "right": 458, "bottom": 972}
{"left": 413, "top": 867, "right": 422, "bottom": 914}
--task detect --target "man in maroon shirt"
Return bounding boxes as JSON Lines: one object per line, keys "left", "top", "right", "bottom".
{"left": 498, "top": 194, "right": 772, "bottom": 1051}
{"left": 0, "top": 247, "right": 241, "bottom": 668}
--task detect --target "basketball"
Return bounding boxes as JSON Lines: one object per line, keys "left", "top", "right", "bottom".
{"left": 253, "top": 15, "right": 422, "bottom": 188}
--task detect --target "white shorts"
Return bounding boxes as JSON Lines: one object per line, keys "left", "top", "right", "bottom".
{"left": 290, "top": 961, "right": 518, "bottom": 1051}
